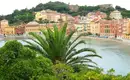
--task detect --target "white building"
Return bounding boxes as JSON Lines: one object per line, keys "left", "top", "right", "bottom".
{"left": 110, "top": 10, "right": 122, "bottom": 19}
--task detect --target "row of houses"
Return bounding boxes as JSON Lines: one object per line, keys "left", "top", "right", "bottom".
{"left": 0, "top": 19, "right": 75, "bottom": 36}
{"left": 74, "top": 18, "right": 130, "bottom": 39}
{"left": 35, "top": 9, "right": 74, "bottom": 22}
{"left": 0, "top": 9, "right": 130, "bottom": 40}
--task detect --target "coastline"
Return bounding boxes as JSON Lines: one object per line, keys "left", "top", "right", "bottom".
{"left": 0, "top": 35, "right": 130, "bottom": 45}
{"left": 72, "top": 36, "right": 130, "bottom": 45}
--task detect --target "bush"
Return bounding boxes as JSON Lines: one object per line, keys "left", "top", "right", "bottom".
{"left": 0, "top": 40, "right": 55, "bottom": 80}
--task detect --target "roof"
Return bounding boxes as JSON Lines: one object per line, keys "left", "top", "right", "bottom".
{"left": 27, "top": 21, "right": 39, "bottom": 25}
{"left": 1, "top": 19, "right": 8, "bottom": 22}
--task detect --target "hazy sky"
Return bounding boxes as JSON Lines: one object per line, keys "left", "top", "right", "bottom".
{"left": 0, "top": 0, "right": 130, "bottom": 15}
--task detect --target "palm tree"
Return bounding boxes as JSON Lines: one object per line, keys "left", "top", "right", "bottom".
{"left": 24, "top": 23, "right": 101, "bottom": 67}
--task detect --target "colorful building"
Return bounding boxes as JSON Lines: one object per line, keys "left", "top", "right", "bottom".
{"left": 25, "top": 21, "right": 45, "bottom": 34}
{"left": 121, "top": 19, "right": 130, "bottom": 39}
{"left": 35, "top": 9, "right": 69, "bottom": 23}
{"left": 4, "top": 26, "right": 15, "bottom": 35}
{"left": 74, "top": 23, "right": 84, "bottom": 35}
{"left": 90, "top": 22, "right": 100, "bottom": 34}
{"left": 100, "top": 19, "right": 118, "bottom": 38}
{"left": 15, "top": 24, "right": 25, "bottom": 35}
{"left": 0, "top": 19, "right": 15, "bottom": 35}
{"left": 87, "top": 11, "right": 107, "bottom": 21}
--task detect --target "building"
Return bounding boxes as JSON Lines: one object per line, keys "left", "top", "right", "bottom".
{"left": 80, "top": 16, "right": 87, "bottom": 23}
{"left": 74, "top": 15, "right": 80, "bottom": 24}
{"left": 0, "top": 19, "right": 15, "bottom": 35}
{"left": 121, "top": 19, "right": 130, "bottom": 39}
{"left": 98, "top": 4, "right": 113, "bottom": 9}
{"left": 35, "top": 9, "right": 69, "bottom": 23}
{"left": 4, "top": 26, "right": 15, "bottom": 35}
{"left": 87, "top": 11, "right": 107, "bottom": 20}
{"left": 100, "top": 19, "right": 118, "bottom": 38}
{"left": 25, "top": 21, "right": 45, "bottom": 34}
{"left": 0, "top": 19, "right": 9, "bottom": 34}
{"left": 35, "top": 10, "right": 48, "bottom": 21}
{"left": 116, "top": 19, "right": 124, "bottom": 38}
{"left": 74, "top": 23, "right": 84, "bottom": 32}
{"left": 69, "top": 4, "right": 79, "bottom": 12}
{"left": 90, "top": 22, "right": 100, "bottom": 35}
{"left": 15, "top": 24, "right": 25, "bottom": 35}
{"left": 110, "top": 10, "right": 122, "bottom": 19}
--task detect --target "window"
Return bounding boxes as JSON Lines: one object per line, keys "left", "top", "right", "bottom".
{"left": 105, "top": 29, "right": 110, "bottom": 33}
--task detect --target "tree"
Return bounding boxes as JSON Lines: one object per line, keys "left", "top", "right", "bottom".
{"left": 0, "top": 40, "right": 55, "bottom": 80}
{"left": 115, "top": 5, "right": 126, "bottom": 11}
{"left": 24, "top": 23, "right": 101, "bottom": 67}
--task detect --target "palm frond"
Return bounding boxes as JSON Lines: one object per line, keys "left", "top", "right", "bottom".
{"left": 65, "top": 48, "right": 97, "bottom": 62}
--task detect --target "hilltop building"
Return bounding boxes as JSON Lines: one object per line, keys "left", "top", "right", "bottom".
{"left": 68, "top": 4, "right": 79, "bottom": 12}
{"left": 98, "top": 4, "right": 113, "bottom": 9}
{"left": 109, "top": 10, "right": 122, "bottom": 19}
{"left": 35, "top": 9, "right": 70, "bottom": 23}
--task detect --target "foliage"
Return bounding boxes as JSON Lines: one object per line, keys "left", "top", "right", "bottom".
{"left": 0, "top": 41, "right": 130, "bottom": 80}
{"left": 52, "top": 62, "right": 130, "bottom": 80}
{"left": 1, "top": 1, "right": 130, "bottom": 25}
{"left": 115, "top": 5, "right": 126, "bottom": 11}
{"left": 53, "top": 62, "right": 75, "bottom": 80}
{"left": 4, "top": 9, "right": 35, "bottom": 25}
{"left": 0, "top": 40, "right": 55, "bottom": 80}
{"left": 24, "top": 23, "right": 101, "bottom": 67}
{"left": 121, "top": 11, "right": 130, "bottom": 18}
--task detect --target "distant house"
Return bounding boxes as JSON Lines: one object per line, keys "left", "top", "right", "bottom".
{"left": 15, "top": 24, "right": 25, "bottom": 35}
{"left": 98, "top": 4, "right": 113, "bottom": 9}
{"left": 99, "top": 19, "right": 118, "bottom": 38}
{"left": 35, "top": 9, "right": 69, "bottom": 23}
{"left": 25, "top": 21, "right": 42, "bottom": 34}
{"left": 87, "top": 11, "right": 107, "bottom": 22}
{"left": 69, "top": 4, "right": 79, "bottom": 12}
{"left": 109, "top": 10, "right": 122, "bottom": 20}
{"left": 0, "top": 19, "right": 15, "bottom": 35}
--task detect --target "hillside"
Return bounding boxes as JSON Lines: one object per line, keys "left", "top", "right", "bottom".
{"left": 0, "top": 1, "right": 130, "bottom": 25}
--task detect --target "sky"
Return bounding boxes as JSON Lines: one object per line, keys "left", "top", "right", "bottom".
{"left": 0, "top": 0, "right": 130, "bottom": 15}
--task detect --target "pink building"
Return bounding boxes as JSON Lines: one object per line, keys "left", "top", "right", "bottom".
{"left": 100, "top": 19, "right": 118, "bottom": 38}
{"left": 74, "top": 16, "right": 80, "bottom": 24}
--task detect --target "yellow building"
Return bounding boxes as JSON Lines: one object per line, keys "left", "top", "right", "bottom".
{"left": 90, "top": 22, "right": 100, "bottom": 34}
{"left": 122, "top": 19, "right": 130, "bottom": 40}
{"left": 35, "top": 9, "right": 69, "bottom": 23}
{"left": 86, "top": 22, "right": 91, "bottom": 33}
{"left": 61, "top": 14, "right": 67, "bottom": 22}
{"left": 4, "top": 26, "right": 15, "bottom": 35}
{"left": 25, "top": 21, "right": 46, "bottom": 34}
{"left": 35, "top": 9, "right": 60, "bottom": 22}
{"left": 35, "top": 10, "right": 48, "bottom": 21}
{"left": 0, "top": 19, "right": 15, "bottom": 35}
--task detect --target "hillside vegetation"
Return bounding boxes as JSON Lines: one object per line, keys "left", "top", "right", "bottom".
{"left": 0, "top": 1, "right": 130, "bottom": 25}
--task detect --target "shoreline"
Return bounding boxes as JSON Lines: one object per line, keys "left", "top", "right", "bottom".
{"left": 72, "top": 36, "right": 130, "bottom": 45}
{"left": 0, "top": 35, "right": 130, "bottom": 45}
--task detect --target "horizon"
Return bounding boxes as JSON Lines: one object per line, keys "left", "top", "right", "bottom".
{"left": 0, "top": 0, "right": 130, "bottom": 15}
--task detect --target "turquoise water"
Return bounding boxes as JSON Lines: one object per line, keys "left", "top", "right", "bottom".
{"left": 0, "top": 38, "right": 130, "bottom": 75}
